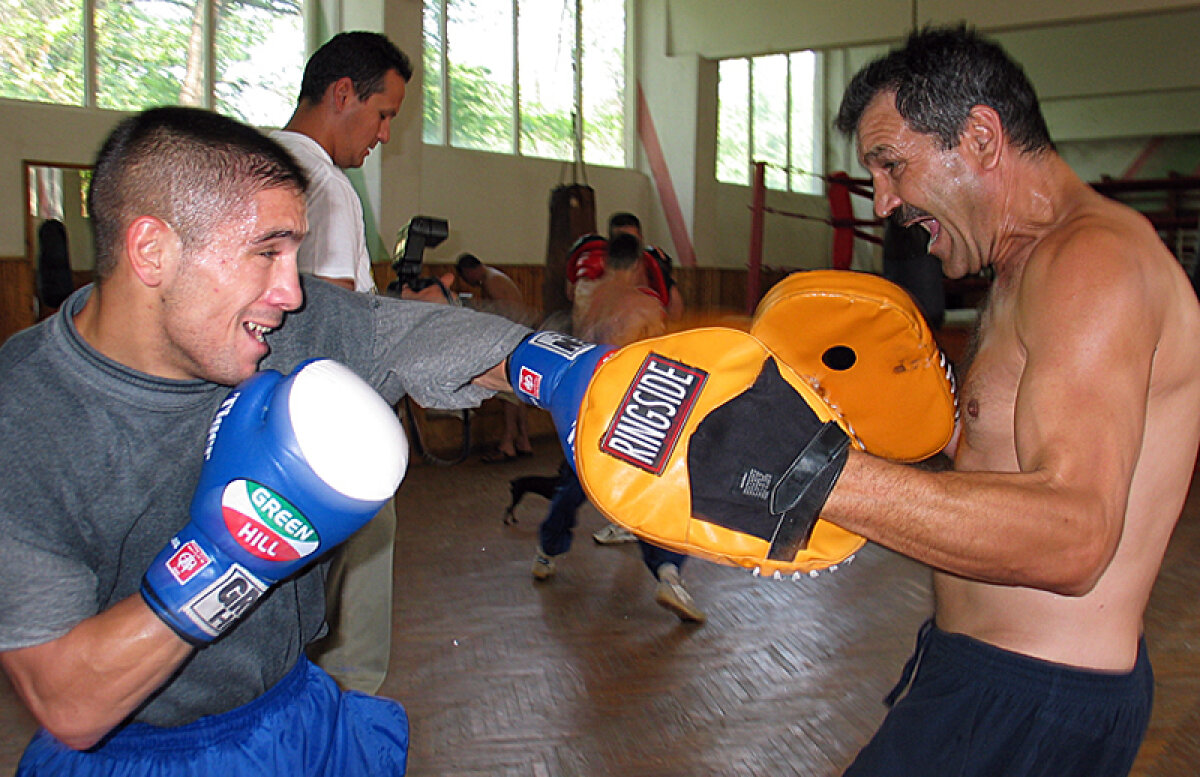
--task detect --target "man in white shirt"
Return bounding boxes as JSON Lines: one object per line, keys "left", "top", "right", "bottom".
{"left": 272, "top": 31, "right": 409, "bottom": 292}
{"left": 270, "top": 31, "right": 412, "bottom": 694}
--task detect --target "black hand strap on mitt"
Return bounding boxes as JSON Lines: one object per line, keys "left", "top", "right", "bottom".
{"left": 766, "top": 421, "right": 850, "bottom": 560}
{"left": 687, "top": 357, "right": 850, "bottom": 559}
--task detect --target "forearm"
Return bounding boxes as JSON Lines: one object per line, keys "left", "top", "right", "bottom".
{"left": 822, "top": 451, "right": 1114, "bottom": 594}
{"left": 0, "top": 595, "right": 192, "bottom": 750}
{"left": 473, "top": 360, "right": 511, "bottom": 392}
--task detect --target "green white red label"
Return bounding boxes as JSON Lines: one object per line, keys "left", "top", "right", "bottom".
{"left": 222, "top": 480, "right": 319, "bottom": 561}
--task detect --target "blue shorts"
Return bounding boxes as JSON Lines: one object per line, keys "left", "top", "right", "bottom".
{"left": 844, "top": 622, "right": 1153, "bottom": 777}
{"left": 17, "top": 657, "right": 409, "bottom": 777}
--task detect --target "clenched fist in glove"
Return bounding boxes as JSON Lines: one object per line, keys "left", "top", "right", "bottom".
{"left": 507, "top": 330, "right": 616, "bottom": 464}
{"left": 141, "top": 359, "right": 408, "bottom": 644}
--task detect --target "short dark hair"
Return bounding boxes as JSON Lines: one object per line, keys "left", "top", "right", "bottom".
{"left": 298, "top": 31, "right": 413, "bottom": 104}
{"left": 455, "top": 253, "right": 483, "bottom": 273}
{"left": 89, "top": 106, "right": 308, "bottom": 280}
{"left": 835, "top": 24, "right": 1052, "bottom": 154}
{"left": 607, "top": 233, "right": 643, "bottom": 271}
{"left": 608, "top": 211, "right": 641, "bottom": 236}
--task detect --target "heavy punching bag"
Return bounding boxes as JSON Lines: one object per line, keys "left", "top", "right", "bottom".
{"left": 543, "top": 183, "right": 597, "bottom": 325}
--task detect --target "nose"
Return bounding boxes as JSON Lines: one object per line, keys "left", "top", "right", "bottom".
{"left": 872, "top": 174, "right": 902, "bottom": 220}
{"left": 268, "top": 254, "right": 304, "bottom": 312}
{"left": 378, "top": 120, "right": 391, "bottom": 145}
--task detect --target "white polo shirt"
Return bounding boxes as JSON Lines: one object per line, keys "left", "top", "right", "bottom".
{"left": 270, "top": 130, "right": 376, "bottom": 293}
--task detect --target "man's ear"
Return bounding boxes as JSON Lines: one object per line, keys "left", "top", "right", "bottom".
{"left": 329, "top": 76, "right": 357, "bottom": 112}
{"left": 962, "top": 104, "right": 1004, "bottom": 171}
{"left": 125, "top": 216, "right": 175, "bottom": 287}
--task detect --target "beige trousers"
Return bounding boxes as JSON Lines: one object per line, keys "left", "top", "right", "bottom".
{"left": 307, "top": 498, "right": 396, "bottom": 694}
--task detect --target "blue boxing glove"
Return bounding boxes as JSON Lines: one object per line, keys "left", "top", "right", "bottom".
{"left": 141, "top": 359, "right": 408, "bottom": 644}
{"left": 508, "top": 331, "right": 615, "bottom": 465}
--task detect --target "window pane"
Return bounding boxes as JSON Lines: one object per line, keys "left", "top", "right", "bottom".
{"left": 0, "top": 0, "right": 86, "bottom": 105}
{"left": 215, "top": 0, "right": 304, "bottom": 127}
{"left": 518, "top": 0, "right": 574, "bottom": 162}
{"left": 29, "top": 166, "right": 65, "bottom": 223}
{"left": 716, "top": 58, "right": 749, "bottom": 185}
{"left": 95, "top": 0, "right": 200, "bottom": 111}
{"left": 580, "top": 0, "right": 624, "bottom": 167}
{"left": 423, "top": 0, "right": 444, "bottom": 145}
{"left": 448, "top": 0, "right": 513, "bottom": 153}
{"left": 752, "top": 54, "right": 788, "bottom": 191}
{"left": 789, "top": 50, "right": 820, "bottom": 194}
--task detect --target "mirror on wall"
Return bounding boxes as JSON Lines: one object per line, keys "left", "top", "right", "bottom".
{"left": 23, "top": 161, "right": 94, "bottom": 312}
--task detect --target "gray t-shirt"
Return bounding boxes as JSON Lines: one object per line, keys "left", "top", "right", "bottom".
{"left": 0, "top": 277, "right": 528, "bottom": 726}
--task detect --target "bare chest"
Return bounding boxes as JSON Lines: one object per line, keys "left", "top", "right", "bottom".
{"left": 955, "top": 309, "right": 1024, "bottom": 471}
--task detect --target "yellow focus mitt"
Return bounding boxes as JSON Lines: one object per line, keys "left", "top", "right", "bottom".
{"left": 575, "top": 327, "right": 865, "bottom": 576}
{"left": 751, "top": 270, "right": 957, "bottom": 462}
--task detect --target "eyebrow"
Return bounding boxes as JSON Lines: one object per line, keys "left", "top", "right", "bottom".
{"left": 252, "top": 228, "right": 306, "bottom": 245}
{"left": 861, "top": 145, "right": 895, "bottom": 166}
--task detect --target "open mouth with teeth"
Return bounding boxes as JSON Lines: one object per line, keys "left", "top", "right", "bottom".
{"left": 907, "top": 217, "right": 941, "bottom": 253}
{"left": 245, "top": 321, "right": 272, "bottom": 343}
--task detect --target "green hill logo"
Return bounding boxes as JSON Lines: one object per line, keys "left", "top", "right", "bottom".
{"left": 222, "top": 480, "right": 319, "bottom": 561}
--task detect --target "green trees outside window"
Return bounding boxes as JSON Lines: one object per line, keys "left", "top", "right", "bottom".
{"left": 422, "top": 0, "right": 626, "bottom": 168}
{"left": 1, "top": 0, "right": 303, "bottom": 127}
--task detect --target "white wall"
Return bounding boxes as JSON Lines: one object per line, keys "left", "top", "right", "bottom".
{"left": 712, "top": 182, "right": 833, "bottom": 272}
{"left": 667, "top": 0, "right": 1200, "bottom": 56}
{"left": 633, "top": 0, "right": 701, "bottom": 264}
{"left": 987, "top": 10, "right": 1200, "bottom": 141}
{"left": 0, "top": 99, "right": 126, "bottom": 261}
{"left": 408, "top": 146, "right": 653, "bottom": 268}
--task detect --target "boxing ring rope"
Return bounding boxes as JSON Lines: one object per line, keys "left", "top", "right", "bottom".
{"left": 745, "top": 161, "right": 883, "bottom": 313}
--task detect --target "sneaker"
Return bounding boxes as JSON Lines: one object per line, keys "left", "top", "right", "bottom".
{"left": 654, "top": 564, "right": 706, "bottom": 624}
{"left": 531, "top": 548, "right": 556, "bottom": 581}
{"left": 592, "top": 522, "right": 638, "bottom": 545}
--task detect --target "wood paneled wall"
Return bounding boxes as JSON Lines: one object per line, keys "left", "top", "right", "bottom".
{"left": 0, "top": 258, "right": 36, "bottom": 345}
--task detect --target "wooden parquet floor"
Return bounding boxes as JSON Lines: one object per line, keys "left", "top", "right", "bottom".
{"left": 0, "top": 436, "right": 1197, "bottom": 776}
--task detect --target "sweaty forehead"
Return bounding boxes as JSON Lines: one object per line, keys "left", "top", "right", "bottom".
{"left": 245, "top": 186, "right": 307, "bottom": 239}
{"left": 855, "top": 93, "right": 911, "bottom": 163}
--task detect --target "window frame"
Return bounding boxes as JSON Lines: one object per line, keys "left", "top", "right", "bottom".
{"left": 717, "top": 48, "right": 824, "bottom": 196}
{"left": 422, "top": 0, "right": 629, "bottom": 168}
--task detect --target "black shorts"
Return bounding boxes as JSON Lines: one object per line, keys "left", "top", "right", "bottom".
{"left": 844, "top": 622, "right": 1153, "bottom": 777}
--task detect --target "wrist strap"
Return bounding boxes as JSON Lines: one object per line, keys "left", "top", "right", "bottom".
{"left": 766, "top": 422, "right": 850, "bottom": 560}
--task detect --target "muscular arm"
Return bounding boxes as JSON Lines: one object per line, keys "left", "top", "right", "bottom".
{"left": 823, "top": 228, "right": 1159, "bottom": 595}
{"left": 0, "top": 597, "right": 191, "bottom": 750}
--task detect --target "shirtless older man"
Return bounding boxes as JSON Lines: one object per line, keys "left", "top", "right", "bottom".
{"left": 825, "top": 26, "right": 1200, "bottom": 776}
